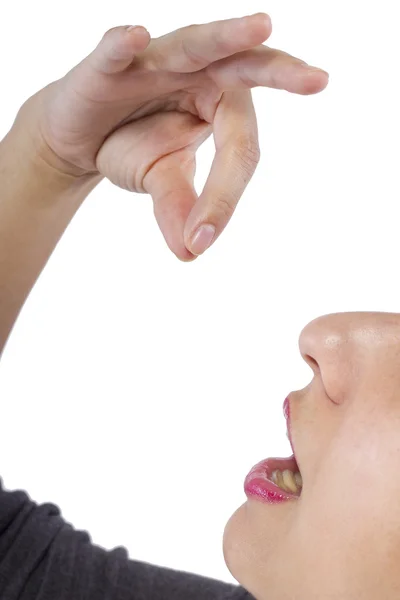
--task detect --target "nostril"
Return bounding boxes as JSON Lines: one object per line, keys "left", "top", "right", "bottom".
{"left": 304, "top": 353, "right": 319, "bottom": 372}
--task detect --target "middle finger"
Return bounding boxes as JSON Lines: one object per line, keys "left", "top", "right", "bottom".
{"left": 142, "top": 13, "right": 272, "bottom": 73}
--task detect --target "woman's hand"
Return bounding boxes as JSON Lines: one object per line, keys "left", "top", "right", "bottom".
{"left": 27, "top": 14, "right": 329, "bottom": 260}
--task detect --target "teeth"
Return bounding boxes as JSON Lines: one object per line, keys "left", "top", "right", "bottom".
{"left": 275, "top": 470, "right": 285, "bottom": 490}
{"left": 282, "top": 469, "right": 299, "bottom": 493}
{"left": 294, "top": 472, "right": 303, "bottom": 488}
{"left": 271, "top": 469, "right": 302, "bottom": 494}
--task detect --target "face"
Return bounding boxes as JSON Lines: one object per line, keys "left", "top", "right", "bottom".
{"left": 223, "top": 312, "right": 400, "bottom": 600}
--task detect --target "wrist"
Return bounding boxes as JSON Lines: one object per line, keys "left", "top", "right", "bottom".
{"left": 0, "top": 123, "right": 103, "bottom": 220}
{"left": 5, "top": 89, "right": 103, "bottom": 188}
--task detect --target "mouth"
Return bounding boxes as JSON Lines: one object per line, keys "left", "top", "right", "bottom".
{"left": 244, "top": 396, "right": 303, "bottom": 504}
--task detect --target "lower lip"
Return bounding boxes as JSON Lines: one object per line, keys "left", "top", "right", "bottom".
{"left": 244, "top": 456, "right": 300, "bottom": 504}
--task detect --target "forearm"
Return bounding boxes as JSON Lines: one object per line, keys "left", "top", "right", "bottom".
{"left": 0, "top": 102, "right": 103, "bottom": 356}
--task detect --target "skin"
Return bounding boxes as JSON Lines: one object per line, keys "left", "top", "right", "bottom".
{"left": 8, "top": 11, "right": 392, "bottom": 600}
{"left": 0, "top": 13, "right": 328, "bottom": 352}
{"left": 223, "top": 312, "right": 400, "bottom": 599}
{"left": 27, "top": 13, "right": 328, "bottom": 260}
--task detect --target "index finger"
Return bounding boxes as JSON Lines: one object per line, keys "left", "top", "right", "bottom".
{"left": 142, "top": 13, "right": 272, "bottom": 73}
{"left": 184, "top": 90, "right": 260, "bottom": 255}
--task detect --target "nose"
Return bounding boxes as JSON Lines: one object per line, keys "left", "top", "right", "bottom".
{"left": 299, "top": 312, "right": 345, "bottom": 372}
{"left": 298, "top": 312, "right": 400, "bottom": 401}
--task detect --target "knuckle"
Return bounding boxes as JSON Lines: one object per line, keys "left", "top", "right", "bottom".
{"left": 238, "top": 70, "right": 257, "bottom": 89}
{"left": 237, "top": 60, "right": 258, "bottom": 89}
{"left": 182, "top": 43, "right": 205, "bottom": 69}
{"left": 216, "top": 194, "right": 235, "bottom": 220}
{"left": 214, "top": 27, "right": 229, "bottom": 55}
{"left": 234, "top": 137, "right": 261, "bottom": 173}
{"left": 184, "top": 23, "right": 200, "bottom": 35}
{"left": 103, "top": 26, "right": 121, "bottom": 39}
{"left": 181, "top": 36, "right": 206, "bottom": 69}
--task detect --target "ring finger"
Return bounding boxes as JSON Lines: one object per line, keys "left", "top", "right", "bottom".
{"left": 207, "top": 45, "right": 329, "bottom": 95}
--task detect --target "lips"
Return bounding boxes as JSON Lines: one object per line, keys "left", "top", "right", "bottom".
{"left": 283, "top": 395, "right": 290, "bottom": 421}
{"left": 244, "top": 456, "right": 300, "bottom": 503}
{"left": 244, "top": 395, "right": 302, "bottom": 504}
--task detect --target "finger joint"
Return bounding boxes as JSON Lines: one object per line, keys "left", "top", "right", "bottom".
{"left": 181, "top": 34, "right": 207, "bottom": 70}
{"left": 237, "top": 59, "right": 258, "bottom": 89}
{"left": 215, "top": 193, "right": 235, "bottom": 221}
{"left": 234, "top": 137, "right": 261, "bottom": 174}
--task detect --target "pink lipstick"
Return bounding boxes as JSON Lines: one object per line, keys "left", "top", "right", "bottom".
{"left": 244, "top": 456, "right": 300, "bottom": 503}
{"left": 244, "top": 396, "right": 301, "bottom": 504}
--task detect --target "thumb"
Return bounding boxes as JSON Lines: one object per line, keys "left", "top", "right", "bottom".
{"left": 89, "top": 25, "right": 151, "bottom": 74}
{"left": 144, "top": 151, "right": 198, "bottom": 262}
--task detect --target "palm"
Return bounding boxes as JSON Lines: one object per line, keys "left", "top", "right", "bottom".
{"left": 39, "top": 56, "right": 218, "bottom": 174}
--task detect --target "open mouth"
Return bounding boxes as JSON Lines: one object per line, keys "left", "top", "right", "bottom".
{"left": 243, "top": 396, "right": 303, "bottom": 504}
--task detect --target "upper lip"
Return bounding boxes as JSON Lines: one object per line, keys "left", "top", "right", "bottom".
{"left": 283, "top": 395, "right": 298, "bottom": 465}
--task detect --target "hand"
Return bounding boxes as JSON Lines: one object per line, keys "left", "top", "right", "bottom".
{"left": 27, "top": 14, "right": 329, "bottom": 260}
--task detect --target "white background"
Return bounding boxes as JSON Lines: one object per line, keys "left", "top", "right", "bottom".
{"left": 0, "top": 0, "right": 398, "bottom": 586}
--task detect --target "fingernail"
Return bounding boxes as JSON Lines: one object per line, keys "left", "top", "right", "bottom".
{"left": 310, "top": 67, "right": 329, "bottom": 77}
{"left": 301, "top": 64, "right": 329, "bottom": 77}
{"left": 190, "top": 224, "right": 216, "bottom": 256}
{"left": 126, "top": 25, "right": 145, "bottom": 32}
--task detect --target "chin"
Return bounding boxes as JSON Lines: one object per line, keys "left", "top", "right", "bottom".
{"left": 222, "top": 503, "right": 246, "bottom": 582}
{"left": 222, "top": 501, "right": 266, "bottom": 595}
{"left": 222, "top": 499, "right": 302, "bottom": 600}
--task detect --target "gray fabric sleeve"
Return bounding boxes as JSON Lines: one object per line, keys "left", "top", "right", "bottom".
{"left": 0, "top": 480, "right": 254, "bottom": 600}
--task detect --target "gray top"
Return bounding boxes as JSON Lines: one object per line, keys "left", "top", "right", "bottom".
{"left": 0, "top": 479, "right": 253, "bottom": 599}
